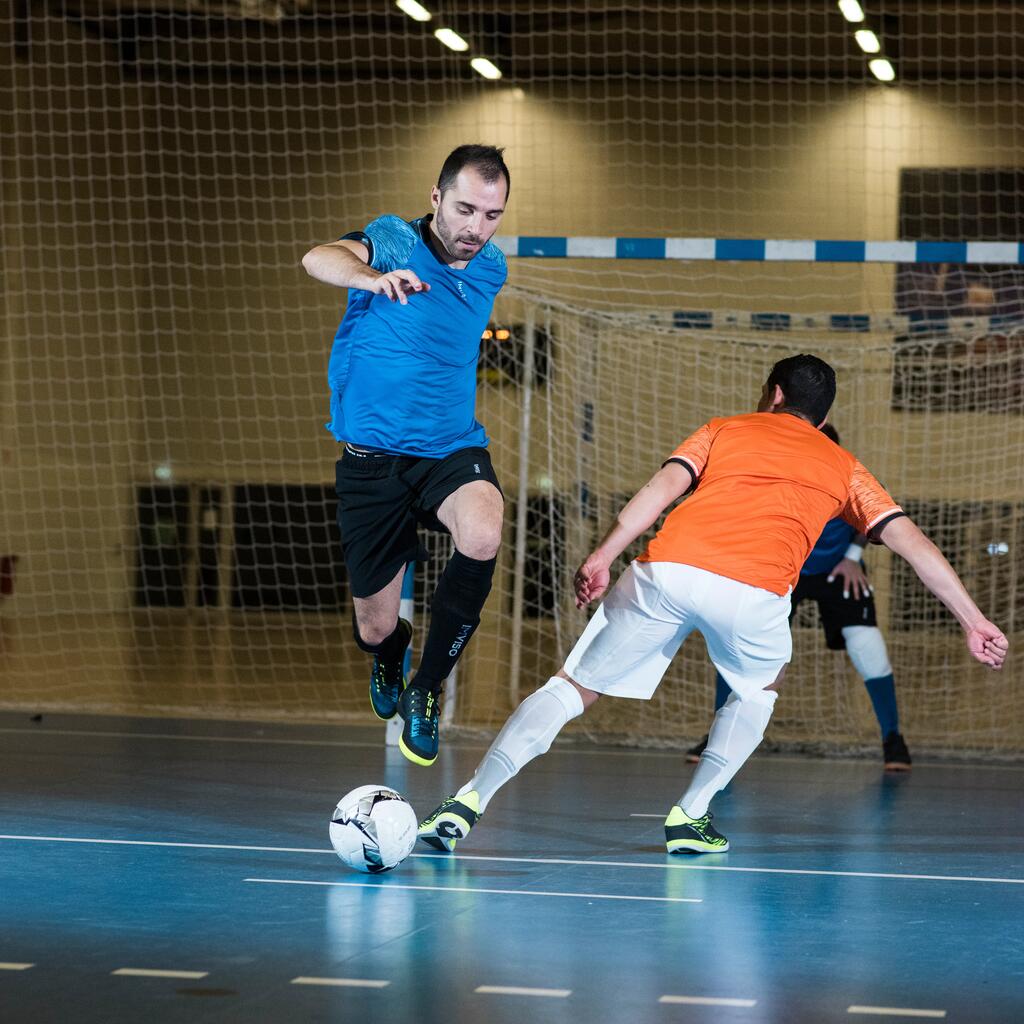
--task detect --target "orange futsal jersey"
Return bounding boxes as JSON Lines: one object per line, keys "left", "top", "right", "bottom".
{"left": 639, "top": 412, "right": 903, "bottom": 596}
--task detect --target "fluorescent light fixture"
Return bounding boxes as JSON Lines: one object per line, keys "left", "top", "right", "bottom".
{"left": 434, "top": 27, "right": 469, "bottom": 51}
{"left": 837, "top": 0, "right": 864, "bottom": 22}
{"left": 854, "top": 29, "right": 880, "bottom": 53}
{"left": 395, "top": 0, "right": 431, "bottom": 22}
{"left": 869, "top": 58, "right": 896, "bottom": 81}
{"left": 470, "top": 57, "right": 502, "bottom": 80}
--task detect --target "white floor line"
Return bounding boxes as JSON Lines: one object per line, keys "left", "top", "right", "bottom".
{"left": 112, "top": 968, "right": 209, "bottom": 980}
{"left": 244, "top": 878, "right": 700, "bottom": 903}
{"left": 291, "top": 976, "right": 389, "bottom": 988}
{"left": 5, "top": 724, "right": 1023, "bottom": 770}
{"left": 3, "top": 834, "right": 1022, "bottom": 886}
{"left": 428, "top": 852, "right": 1024, "bottom": 886}
{"left": 0, "top": 726, "right": 656, "bottom": 759}
{"left": 0, "top": 725, "right": 740, "bottom": 762}
{"left": 0, "top": 835, "right": 328, "bottom": 854}
{"left": 630, "top": 813, "right": 664, "bottom": 818}
{"left": 660, "top": 995, "right": 757, "bottom": 1007}
{"left": 0, "top": 963, "right": 34, "bottom": 971}
{"left": 475, "top": 985, "right": 572, "bottom": 998}
{"left": 847, "top": 1006, "right": 946, "bottom": 1019}
{"left": 0, "top": 727, "right": 382, "bottom": 751}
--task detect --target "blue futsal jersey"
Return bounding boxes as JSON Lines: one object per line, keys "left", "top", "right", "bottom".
{"left": 801, "top": 517, "right": 858, "bottom": 576}
{"left": 325, "top": 214, "right": 508, "bottom": 458}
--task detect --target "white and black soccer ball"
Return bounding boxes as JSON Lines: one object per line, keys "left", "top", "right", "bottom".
{"left": 329, "top": 785, "right": 417, "bottom": 874}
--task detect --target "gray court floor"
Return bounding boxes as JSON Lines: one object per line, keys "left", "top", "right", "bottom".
{"left": 1, "top": 711, "right": 1022, "bottom": 1023}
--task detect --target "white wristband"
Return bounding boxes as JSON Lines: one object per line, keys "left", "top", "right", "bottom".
{"left": 844, "top": 543, "right": 864, "bottom": 563}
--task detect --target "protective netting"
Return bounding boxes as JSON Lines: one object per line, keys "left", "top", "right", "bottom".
{"left": 2, "top": 2, "right": 1022, "bottom": 755}
{"left": 483, "top": 296, "right": 1024, "bottom": 756}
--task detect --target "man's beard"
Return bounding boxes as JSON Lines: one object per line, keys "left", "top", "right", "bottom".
{"left": 434, "top": 207, "right": 483, "bottom": 262}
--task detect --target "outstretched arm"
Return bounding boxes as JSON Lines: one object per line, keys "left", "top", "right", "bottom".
{"left": 574, "top": 461, "right": 693, "bottom": 608}
{"left": 301, "top": 238, "right": 429, "bottom": 304}
{"left": 878, "top": 516, "right": 1007, "bottom": 669}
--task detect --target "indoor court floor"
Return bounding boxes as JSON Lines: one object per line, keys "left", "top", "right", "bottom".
{"left": 1, "top": 711, "right": 1021, "bottom": 1023}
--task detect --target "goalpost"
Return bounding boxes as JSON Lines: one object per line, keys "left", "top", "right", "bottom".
{"left": 2, "top": 1, "right": 1022, "bottom": 758}
{"left": 474, "top": 251, "right": 1024, "bottom": 758}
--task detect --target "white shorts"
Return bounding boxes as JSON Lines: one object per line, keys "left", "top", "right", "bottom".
{"left": 562, "top": 561, "right": 792, "bottom": 701}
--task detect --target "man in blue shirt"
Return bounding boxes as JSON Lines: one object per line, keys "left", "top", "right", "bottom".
{"left": 687, "top": 423, "right": 912, "bottom": 770}
{"left": 302, "top": 145, "right": 510, "bottom": 766}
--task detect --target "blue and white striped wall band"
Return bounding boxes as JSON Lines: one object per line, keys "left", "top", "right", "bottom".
{"left": 496, "top": 237, "right": 1024, "bottom": 263}
{"left": 636, "top": 310, "right": 1024, "bottom": 334}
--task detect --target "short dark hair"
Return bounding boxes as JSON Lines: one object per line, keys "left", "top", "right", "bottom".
{"left": 437, "top": 144, "right": 510, "bottom": 201}
{"left": 819, "top": 422, "right": 840, "bottom": 445}
{"left": 765, "top": 354, "right": 836, "bottom": 425}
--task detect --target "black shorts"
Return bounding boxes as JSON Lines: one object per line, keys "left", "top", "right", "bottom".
{"left": 790, "top": 570, "right": 877, "bottom": 650}
{"left": 335, "top": 445, "right": 502, "bottom": 599}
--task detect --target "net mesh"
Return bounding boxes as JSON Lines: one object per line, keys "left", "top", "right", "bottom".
{"left": 2, "top": 1, "right": 1022, "bottom": 755}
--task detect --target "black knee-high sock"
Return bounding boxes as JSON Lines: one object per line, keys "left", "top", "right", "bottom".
{"left": 353, "top": 616, "right": 411, "bottom": 663}
{"left": 413, "top": 550, "right": 496, "bottom": 694}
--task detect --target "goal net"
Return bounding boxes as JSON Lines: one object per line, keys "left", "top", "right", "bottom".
{"left": 2, "top": 1, "right": 1022, "bottom": 756}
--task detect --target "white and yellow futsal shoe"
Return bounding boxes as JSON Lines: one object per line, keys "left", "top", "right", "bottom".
{"left": 665, "top": 805, "right": 730, "bottom": 854}
{"left": 417, "top": 791, "right": 482, "bottom": 853}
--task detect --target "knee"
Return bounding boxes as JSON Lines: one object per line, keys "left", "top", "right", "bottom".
{"left": 356, "top": 618, "right": 394, "bottom": 647}
{"left": 556, "top": 669, "right": 600, "bottom": 711}
{"left": 455, "top": 521, "right": 502, "bottom": 560}
{"left": 842, "top": 626, "right": 891, "bottom": 680}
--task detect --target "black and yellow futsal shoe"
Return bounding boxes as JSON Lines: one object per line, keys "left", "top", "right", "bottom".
{"left": 368, "top": 618, "right": 411, "bottom": 721}
{"left": 417, "top": 791, "right": 481, "bottom": 852}
{"left": 397, "top": 685, "right": 441, "bottom": 766}
{"left": 665, "top": 805, "right": 730, "bottom": 854}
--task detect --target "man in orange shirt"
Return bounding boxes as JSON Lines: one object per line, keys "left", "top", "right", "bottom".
{"left": 417, "top": 355, "right": 1007, "bottom": 855}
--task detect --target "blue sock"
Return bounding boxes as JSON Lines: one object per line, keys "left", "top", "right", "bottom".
{"left": 863, "top": 674, "right": 899, "bottom": 738}
{"left": 713, "top": 671, "right": 730, "bottom": 713}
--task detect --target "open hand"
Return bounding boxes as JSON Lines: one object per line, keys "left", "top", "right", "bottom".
{"left": 827, "top": 557, "right": 872, "bottom": 600}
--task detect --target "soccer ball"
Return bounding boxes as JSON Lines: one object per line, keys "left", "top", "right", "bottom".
{"left": 329, "top": 785, "right": 418, "bottom": 874}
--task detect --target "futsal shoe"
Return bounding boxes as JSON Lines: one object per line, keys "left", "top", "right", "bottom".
{"left": 417, "top": 791, "right": 481, "bottom": 852}
{"left": 397, "top": 684, "right": 440, "bottom": 766}
{"left": 368, "top": 618, "right": 412, "bottom": 721}
{"left": 665, "top": 805, "right": 730, "bottom": 854}
{"left": 685, "top": 734, "right": 709, "bottom": 764}
{"left": 882, "top": 731, "right": 912, "bottom": 771}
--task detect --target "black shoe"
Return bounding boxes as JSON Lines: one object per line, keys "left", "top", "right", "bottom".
{"left": 665, "top": 806, "right": 730, "bottom": 854}
{"left": 883, "top": 731, "right": 912, "bottom": 771}
{"left": 685, "top": 734, "right": 709, "bottom": 764}
{"left": 418, "top": 791, "right": 482, "bottom": 852}
{"left": 397, "top": 685, "right": 440, "bottom": 766}
{"left": 368, "top": 619, "right": 411, "bottom": 721}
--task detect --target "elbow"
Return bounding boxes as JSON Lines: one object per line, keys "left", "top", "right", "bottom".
{"left": 301, "top": 247, "right": 321, "bottom": 277}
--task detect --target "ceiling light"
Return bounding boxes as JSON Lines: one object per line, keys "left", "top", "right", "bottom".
{"left": 837, "top": 0, "right": 864, "bottom": 22}
{"left": 396, "top": 0, "right": 431, "bottom": 22}
{"left": 470, "top": 57, "right": 502, "bottom": 80}
{"left": 435, "top": 28, "right": 469, "bottom": 51}
{"left": 855, "top": 29, "right": 880, "bottom": 53}
{"left": 869, "top": 58, "right": 896, "bottom": 81}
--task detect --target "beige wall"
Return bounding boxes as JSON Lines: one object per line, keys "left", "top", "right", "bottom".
{"left": 1, "top": 15, "right": 1022, "bottom": 750}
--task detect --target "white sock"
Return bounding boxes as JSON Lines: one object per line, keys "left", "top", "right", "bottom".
{"left": 678, "top": 689, "right": 778, "bottom": 819}
{"left": 457, "top": 676, "right": 584, "bottom": 813}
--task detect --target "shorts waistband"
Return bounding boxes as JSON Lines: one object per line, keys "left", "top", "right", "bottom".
{"left": 345, "top": 443, "right": 390, "bottom": 459}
